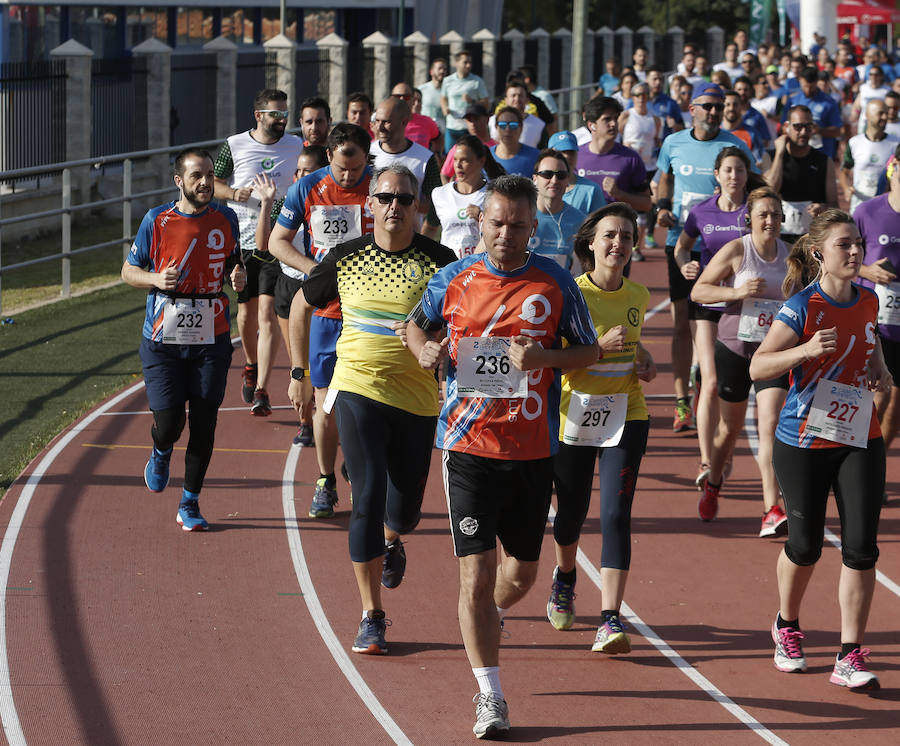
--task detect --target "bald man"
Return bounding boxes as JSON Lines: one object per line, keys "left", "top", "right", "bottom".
{"left": 391, "top": 81, "right": 441, "bottom": 154}
{"left": 370, "top": 97, "right": 443, "bottom": 216}
{"left": 842, "top": 98, "right": 900, "bottom": 214}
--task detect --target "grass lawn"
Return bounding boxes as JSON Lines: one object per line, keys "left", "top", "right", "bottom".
{"left": 0, "top": 281, "right": 239, "bottom": 499}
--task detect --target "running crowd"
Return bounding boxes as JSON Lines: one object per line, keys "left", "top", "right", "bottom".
{"left": 120, "top": 27, "right": 897, "bottom": 739}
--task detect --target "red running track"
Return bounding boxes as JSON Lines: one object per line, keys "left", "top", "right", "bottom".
{"left": 2, "top": 248, "right": 899, "bottom": 745}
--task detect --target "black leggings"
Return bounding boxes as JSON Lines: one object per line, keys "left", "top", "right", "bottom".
{"left": 333, "top": 391, "right": 437, "bottom": 563}
{"left": 773, "top": 438, "right": 885, "bottom": 570}
{"left": 552, "top": 419, "right": 649, "bottom": 571}
{"left": 151, "top": 399, "right": 219, "bottom": 494}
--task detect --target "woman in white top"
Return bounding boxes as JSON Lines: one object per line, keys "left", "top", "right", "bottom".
{"left": 423, "top": 134, "right": 504, "bottom": 258}
{"left": 691, "top": 187, "right": 791, "bottom": 533}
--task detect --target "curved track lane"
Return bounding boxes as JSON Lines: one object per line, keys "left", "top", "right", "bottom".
{"left": 2, "top": 250, "right": 899, "bottom": 744}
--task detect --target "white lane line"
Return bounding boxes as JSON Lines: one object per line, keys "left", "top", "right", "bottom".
{"left": 0, "top": 380, "right": 147, "bottom": 746}
{"left": 280, "top": 446, "right": 412, "bottom": 746}
{"left": 743, "top": 398, "right": 900, "bottom": 601}
{"left": 547, "top": 507, "right": 787, "bottom": 745}
{"left": 97, "top": 404, "right": 295, "bottom": 416}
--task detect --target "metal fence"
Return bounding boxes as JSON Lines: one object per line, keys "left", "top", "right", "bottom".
{"left": 235, "top": 51, "right": 276, "bottom": 131}
{"left": 91, "top": 57, "right": 142, "bottom": 157}
{"left": 170, "top": 51, "right": 218, "bottom": 145}
{"left": 295, "top": 47, "right": 323, "bottom": 107}
{"left": 0, "top": 60, "right": 67, "bottom": 174}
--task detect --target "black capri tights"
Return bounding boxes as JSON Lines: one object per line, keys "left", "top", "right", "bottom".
{"left": 552, "top": 419, "right": 649, "bottom": 571}
{"left": 773, "top": 438, "right": 885, "bottom": 571}
{"left": 333, "top": 391, "right": 437, "bottom": 563}
{"left": 151, "top": 399, "right": 219, "bottom": 494}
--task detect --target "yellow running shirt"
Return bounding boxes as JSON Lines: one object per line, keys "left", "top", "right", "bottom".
{"left": 559, "top": 273, "right": 650, "bottom": 441}
{"left": 303, "top": 234, "right": 457, "bottom": 416}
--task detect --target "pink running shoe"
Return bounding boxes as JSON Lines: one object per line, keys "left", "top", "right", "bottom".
{"left": 830, "top": 648, "right": 880, "bottom": 691}
{"left": 771, "top": 619, "right": 807, "bottom": 673}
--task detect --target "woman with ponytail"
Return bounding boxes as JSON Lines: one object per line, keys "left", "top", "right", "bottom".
{"left": 750, "top": 209, "right": 891, "bottom": 691}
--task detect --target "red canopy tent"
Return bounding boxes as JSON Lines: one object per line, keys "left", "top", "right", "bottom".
{"left": 836, "top": 0, "right": 900, "bottom": 25}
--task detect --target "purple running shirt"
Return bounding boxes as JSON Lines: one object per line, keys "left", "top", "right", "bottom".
{"left": 576, "top": 142, "right": 648, "bottom": 202}
{"left": 682, "top": 194, "right": 749, "bottom": 268}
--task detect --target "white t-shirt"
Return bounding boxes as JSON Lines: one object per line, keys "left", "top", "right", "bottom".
{"left": 223, "top": 131, "right": 303, "bottom": 251}
{"left": 430, "top": 182, "right": 486, "bottom": 258}
{"left": 713, "top": 62, "right": 743, "bottom": 84}
{"left": 369, "top": 140, "right": 434, "bottom": 199}
{"left": 846, "top": 132, "right": 899, "bottom": 214}
{"left": 622, "top": 109, "right": 659, "bottom": 169}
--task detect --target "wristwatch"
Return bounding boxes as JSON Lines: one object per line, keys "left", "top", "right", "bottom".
{"left": 290, "top": 367, "right": 308, "bottom": 381}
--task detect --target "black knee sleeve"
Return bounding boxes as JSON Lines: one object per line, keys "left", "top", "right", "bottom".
{"left": 841, "top": 545, "right": 879, "bottom": 571}
{"left": 784, "top": 541, "right": 822, "bottom": 567}
{"left": 151, "top": 407, "right": 186, "bottom": 450}
{"left": 184, "top": 399, "right": 219, "bottom": 493}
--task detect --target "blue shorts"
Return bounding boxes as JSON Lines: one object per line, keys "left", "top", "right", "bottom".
{"left": 309, "top": 314, "right": 341, "bottom": 389}
{"left": 140, "top": 333, "right": 233, "bottom": 411}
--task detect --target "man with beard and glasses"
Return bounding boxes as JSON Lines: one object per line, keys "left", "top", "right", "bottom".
{"left": 123, "top": 148, "right": 246, "bottom": 531}
{"left": 214, "top": 88, "right": 302, "bottom": 417}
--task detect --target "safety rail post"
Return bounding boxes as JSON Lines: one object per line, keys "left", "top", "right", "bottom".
{"left": 61, "top": 168, "right": 71, "bottom": 298}
{"left": 123, "top": 158, "right": 132, "bottom": 262}
{"left": 203, "top": 36, "right": 239, "bottom": 137}
{"left": 403, "top": 31, "right": 430, "bottom": 91}
{"left": 472, "top": 29, "right": 497, "bottom": 101}
{"left": 264, "top": 34, "right": 298, "bottom": 117}
{"left": 316, "top": 33, "right": 349, "bottom": 132}
{"left": 362, "top": 31, "right": 392, "bottom": 106}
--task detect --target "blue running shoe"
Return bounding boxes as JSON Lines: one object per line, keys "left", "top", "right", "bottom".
{"left": 144, "top": 447, "right": 172, "bottom": 492}
{"left": 177, "top": 499, "right": 209, "bottom": 532}
{"left": 308, "top": 478, "right": 338, "bottom": 518}
{"left": 381, "top": 540, "right": 406, "bottom": 589}
{"left": 352, "top": 610, "right": 390, "bottom": 655}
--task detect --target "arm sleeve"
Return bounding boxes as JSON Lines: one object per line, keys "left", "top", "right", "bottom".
{"left": 842, "top": 143, "right": 855, "bottom": 170}
{"left": 560, "top": 274, "right": 600, "bottom": 346}
{"left": 409, "top": 267, "right": 452, "bottom": 331}
{"left": 276, "top": 181, "right": 306, "bottom": 231}
{"left": 774, "top": 294, "right": 807, "bottom": 337}
{"left": 682, "top": 206, "right": 700, "bottom": 239}
{"left": 301, "top": 248, "right": 339, "bottom": 308}
{"left": 127, "top": 212, "right": 155, "bottom": 268}
{"left": 214, "top": 141, "right": 234, "bottom": 180}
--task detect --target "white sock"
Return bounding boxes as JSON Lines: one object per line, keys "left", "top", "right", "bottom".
{"left": 496, "top": 606, "right": 507, "bottom": 623}
{"left": 472, "top": 666, "right": 504, "bottom": 699}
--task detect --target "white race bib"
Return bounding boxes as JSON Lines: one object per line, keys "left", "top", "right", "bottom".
{"left": 805, "top": 380, "right": 873, "bottom": 447}
{"left": 309, "top": 205, "right": 362, "bottom": 252}
{"left": 875, "top": 282, "right": 900, "bottom": 326}
{"left": 781, "top": 200, "right": 811, "bottom": 236}
{"left": 809, "top": 133, "right": 824, "bottom": 149}
{"left": 737, "top": 298, "right": 782, "bottom": 342}
{"left": 562, "top": 392, "right": 628, "bottom": 447}
{"left": 456, "top": 337, "right": 527, "bottom": 399}
{"left": 162, "top": 299, "right": 214, "bottom": 345}
{"left": 680, "top": 190, "right": 709, "bottom": 216}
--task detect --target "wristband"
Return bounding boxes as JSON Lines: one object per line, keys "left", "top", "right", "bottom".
{"left": 656, "top": 198, "right": 673, "bottom": 212}
{"left": 232, "top": 188, "right": 237, "bottom": 201}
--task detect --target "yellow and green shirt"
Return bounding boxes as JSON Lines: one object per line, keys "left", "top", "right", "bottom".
{"left": 303, "top": 234, "right": 457, "bottom": 416}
